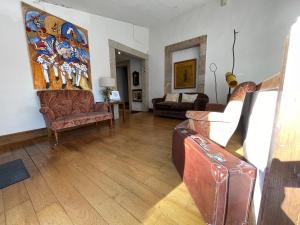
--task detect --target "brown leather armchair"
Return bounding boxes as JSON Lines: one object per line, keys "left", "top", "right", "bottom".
{"left": 185, "top": 82, "right": 256, "bottom": 147}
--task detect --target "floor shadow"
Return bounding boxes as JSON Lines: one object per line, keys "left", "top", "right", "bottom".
{"left": 260, "top": 159, "right": 300, "bottom": 225}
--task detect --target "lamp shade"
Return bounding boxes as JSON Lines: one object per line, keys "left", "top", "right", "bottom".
{"left": 100, "top": 77, "right": 115, "bottom": 87}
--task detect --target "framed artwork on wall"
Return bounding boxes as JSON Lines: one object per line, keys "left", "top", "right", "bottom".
{"left": 132, "top": 71, "right": 140, "bottom": 86}
{"left": 109, "top": 91, "right": 121, "bottom": 101}
{"left": 174, "top": 59, "right": 196, "bottom": 89}
{"left": 132, "top": 89, "right": 142, "bottom": 102}
{"left": 22, "top": 2, "right": 92, "bottom": 90}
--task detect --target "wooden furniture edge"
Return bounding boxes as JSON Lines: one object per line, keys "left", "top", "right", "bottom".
{"left": 0, "top": 128, "right": 47, "bottom": 150}
{"left": 256, "top": 73, "right": 281, "bottom": 91}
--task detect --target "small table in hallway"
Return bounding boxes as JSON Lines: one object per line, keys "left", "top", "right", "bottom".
{"left": 107, "top": 101, "right": 126, "bottom": 122}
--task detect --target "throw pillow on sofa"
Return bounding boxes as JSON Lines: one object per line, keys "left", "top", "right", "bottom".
{"left": 182, "top": 93, "right": 198, "bottom": 103}
{"left": 165, "top": 93, "right": 179, "bottom": 102}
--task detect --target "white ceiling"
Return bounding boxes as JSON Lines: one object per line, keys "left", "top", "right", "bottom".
{"left": 41, "top": 0, "right": 211, "bottom": 27}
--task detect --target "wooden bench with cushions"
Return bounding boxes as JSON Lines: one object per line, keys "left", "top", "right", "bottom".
{"left": 37, "top": 90, "right": 113, "bottom": 147}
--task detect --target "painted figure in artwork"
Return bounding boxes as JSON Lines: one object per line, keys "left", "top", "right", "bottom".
{"left": 31, "top": 27, "right": 60, "bottom": 89}
{"left": 23, "top": 3, "right": 92, "bottom": 90}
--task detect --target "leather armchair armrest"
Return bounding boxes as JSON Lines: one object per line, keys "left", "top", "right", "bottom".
{"left": 186, "top": 111, "right": 231, "bottom": 123}
{"left": 152, "top": 97, "right": 165, "bottom": 111}
{"left": 94, "top": 102, "right": 110, "bottom": 113}
{"left": 205, "top": 103, "right": 226, "bottom": 112}
{"left": 152, "top": 97, "right": 165, "bottom": 105}
{"left": 194, "top": 97, "right": 209, "bottom": 111}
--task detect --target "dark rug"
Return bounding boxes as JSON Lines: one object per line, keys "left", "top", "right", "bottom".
{"left": 0, "top": 159, "right": 30, "bottom": 189}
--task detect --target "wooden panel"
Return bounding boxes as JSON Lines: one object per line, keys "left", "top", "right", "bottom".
{"left": 0, "top": 128, "right": 46, "bottom": 149}
{"left": 0, "top": 112, "right": 224, "bottom": 225}
{"left": 37, "top": 203, "right": 73, "bottom": 225}
{"left": 256, "top": 73, "right": 281, "bottom": 91}
{"left": 6, "top": 201, "right": 40, "bottom": 225}
{"left": 3, "top": 182, "right": 30, "bottom": 211}
{"left": 260, "top": 19, "right": 300, "bottom": 225}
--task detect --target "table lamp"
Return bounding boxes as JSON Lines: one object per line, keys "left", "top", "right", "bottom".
{"left": 100, "top": 77, "right": 116, "bottom": 102}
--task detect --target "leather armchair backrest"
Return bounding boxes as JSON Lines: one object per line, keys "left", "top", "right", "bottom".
{"left": 224, "top": 82, "right": 257, "bottom": 121}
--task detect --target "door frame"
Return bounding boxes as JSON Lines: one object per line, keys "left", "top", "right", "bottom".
{"left": 109, "top": 39, "right": 149, "bottom": 111}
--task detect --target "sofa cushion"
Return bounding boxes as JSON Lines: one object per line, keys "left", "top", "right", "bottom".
{"left": 51, "top": 112, "right": 113, "bottom": 130}
{"left": 165, "top": 93, "right": 179, "bottom": 102}
{"left": 156, "top": 102, "right": 174, "bottom": 110}
{"left": 182, "top": 93, "right": 198, "bottom": 103}
{"left": 171, "top": 102, "right": 194, "bottom": 111}
{"left": 156, "top": 102, "right": 194, "bottom": 111}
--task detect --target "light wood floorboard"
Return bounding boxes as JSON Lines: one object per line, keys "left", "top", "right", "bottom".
{"left": 0, "top": 112, "right": 244, "bottom": 225}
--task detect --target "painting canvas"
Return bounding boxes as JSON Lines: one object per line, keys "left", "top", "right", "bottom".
{"left": 132, "top": 89, "right": 142, "bottom": 102}
{"left": 22, "top": 2, "right": 92, "bottom": 90}
{"left": 174, "top": 59, "right": 196, "bottom": 89}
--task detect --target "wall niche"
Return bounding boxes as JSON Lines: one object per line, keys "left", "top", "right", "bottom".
{"left": 164, "top": 35, "right": 207, "bottom": 94}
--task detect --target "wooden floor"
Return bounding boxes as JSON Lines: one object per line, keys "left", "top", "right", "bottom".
{"left": 0, "top": 112, "right": 211, "bottom": 225}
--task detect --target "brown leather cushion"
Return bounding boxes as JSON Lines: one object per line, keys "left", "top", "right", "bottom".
{"left": 171, "top": 102, "right": 194, "bottom": 111}
{"left": 51, "top": 112, "right": 113, "bottom": 130}
{"left": 156, "top": 102, "right": 174, "bottom": 110}
{"left": 156, "top": 102, "right": 194, "bottom": 111}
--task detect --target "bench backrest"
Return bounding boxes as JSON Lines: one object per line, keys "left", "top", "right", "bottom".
{"left": 37, "top": 90, "right": 95, "bottom": 118}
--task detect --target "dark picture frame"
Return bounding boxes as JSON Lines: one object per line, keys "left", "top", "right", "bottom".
{"left": 132, "top": 71, "right": 140, "bottom": 86}
{"left": 132, "top": 89, "right": 142, "bottom": 102}
{"left": 174, "top": 59, "right": 197, "bottom": 89}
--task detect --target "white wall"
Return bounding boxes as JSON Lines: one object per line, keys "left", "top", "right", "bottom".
{"left": 171, "top": 47, "right": 200, "bottom": 93}
{"left": 149, "top": 0, "right": 300, "bottom": 106}
{"left": 0, "top": 0, "right": 149, "bottom": 136}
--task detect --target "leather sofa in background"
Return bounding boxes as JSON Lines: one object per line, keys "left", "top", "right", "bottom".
{"left": 152, "top": 93, "right": 209, "bottom": 119}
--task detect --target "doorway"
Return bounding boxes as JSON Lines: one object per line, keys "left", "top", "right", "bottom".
{"left": 115, "top": 48, "right": 144, "bottom": 112}
{"left": 116, "top": 65, "right": 129, "bottom": 109}
{"left": 109, "top": 39, "right": 149, "bottom": 112}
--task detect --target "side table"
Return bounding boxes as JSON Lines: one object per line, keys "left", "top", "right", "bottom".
{"left": 107, "top": 101, "right": 126, "bottom": 122}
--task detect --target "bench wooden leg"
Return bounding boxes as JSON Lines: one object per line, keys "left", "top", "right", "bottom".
{"left": 47, "top": 129, "right": 52, "bottom": 144}
{"left": 109, "top": 118, "right": 113, "bottom": 128}
{"left": 54, "top": 131, "right": 59, "bottom": 147}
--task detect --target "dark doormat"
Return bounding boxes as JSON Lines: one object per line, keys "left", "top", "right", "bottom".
{"left": 0, "top": 159, "right": 30, "bottom": 189}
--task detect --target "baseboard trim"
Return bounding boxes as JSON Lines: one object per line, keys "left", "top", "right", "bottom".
{"left": 0, "top": 128, "right": 47, "bottom": 149}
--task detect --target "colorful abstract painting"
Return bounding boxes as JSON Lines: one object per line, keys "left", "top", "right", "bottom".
{"left": 22, "top": 3, "right": 92, "bottom": 90}
{"left": 174, "top": 59, "right": 196, "bottom": 89}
